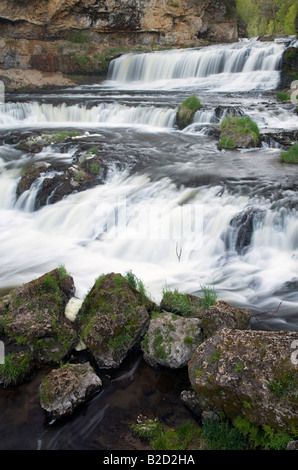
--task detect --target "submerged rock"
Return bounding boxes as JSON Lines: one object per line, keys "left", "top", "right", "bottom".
{"left": 39, "top": 362, "right": 102, "bottom": 420}
{"left": 0, "top": 268, "right": 77, "bottom": 367}
{"left": 16, "top": 135, "right": 108, "bottom": 210}
{"left": 142, "top": 312, "right": 203, "bottom": 369}
{"left": 76, "top": 273, "right": 154, "bottom": 369}
{"left": 184, "top": 328, "right": 298, "bottom": 434}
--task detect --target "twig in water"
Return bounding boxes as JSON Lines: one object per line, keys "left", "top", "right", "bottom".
{"left": 176, "top": 243, "right": 182, "bottom": 262}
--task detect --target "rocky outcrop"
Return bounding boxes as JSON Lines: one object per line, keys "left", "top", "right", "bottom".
{"left": 0, "top": 0, "right": 241, "bottom": 89}
{"left": 280, "top": 47, "right": 298, "bottom": 91}
{"left": 0, "top": 268, "right": 77, "bottom": 365}
{"left": 76, "top": 273, "right": 154, "bottom": 368}
{"left": 183, "top": 328, "right": 298, "bottom": 434}
{"left": 201, "top": 301, "right": 252, "bottom": 338}
{"left": 16, "top": 134, "right": 108, "bottom": 210}
{"left": 142, "top": 312, "right": 203, "bottom": 369}
{"left": 40, "top": 362, "right": 102, "bottom": 420}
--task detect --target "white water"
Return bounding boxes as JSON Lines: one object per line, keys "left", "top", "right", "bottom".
{"left": 108, "top": 39, "right": 289, "bottom": 91}
{"left": 0, "top": 38, "right": 298, "bottom": 330}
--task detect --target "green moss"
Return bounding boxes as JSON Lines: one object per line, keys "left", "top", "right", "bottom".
{"left": 276, "top": 91, "right": 291, "bottom": 101}
{"left": 219, "top": 136, "right": 235, "bottom": 149}
{"left": 176, "top": 95, "right": 203, "bottom": 129}
{"left": 220, "top": 115, "right": 260, "bottom": 143}
{"left": 280, "top": 144, "right": 298, "bottom": 163}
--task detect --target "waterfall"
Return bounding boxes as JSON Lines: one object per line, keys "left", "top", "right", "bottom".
{"left": 108, "top": 39, "right": 287, "bottom": 91}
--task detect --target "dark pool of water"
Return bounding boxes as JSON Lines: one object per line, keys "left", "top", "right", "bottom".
{"left": 0, "top": 350, "right": 195, "bottom": 450}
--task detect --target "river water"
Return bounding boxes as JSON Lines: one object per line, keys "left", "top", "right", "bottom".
{"left": 0, "top": 37, "right": 297, "bottom": 449}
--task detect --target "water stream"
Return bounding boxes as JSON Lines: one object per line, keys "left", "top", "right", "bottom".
{"left": 0, "top": 37, "right": 297, "bottom": 449}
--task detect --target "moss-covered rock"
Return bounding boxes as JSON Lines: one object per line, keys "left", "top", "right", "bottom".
{"left": 76, "top": 273, "right": 153, "bottom": 368}
{"left": 176, "top": 95, "right": 203, "bottom": 130}
{"left": 219, "top": 116, "right": 260, "bottom": 149}
{"left": 40, "top": 362, "right": 102, "bottom": 420}
{"left": 201, "top": 301, "right": 252, "bottom": 338}
{"left": 185, "top": 328, "right": 298, "bottom": 435}
{"left": 0, "top": 267, "right": 77, "bottom": 368}
{"left": 142, "top": 312, "right": 203, "bottom": 369}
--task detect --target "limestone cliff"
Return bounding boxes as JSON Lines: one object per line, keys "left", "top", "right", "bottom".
{"left": 0, "top": 0, "right": 241, "bottom": 89}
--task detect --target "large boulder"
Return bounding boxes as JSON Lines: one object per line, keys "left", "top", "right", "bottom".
{"left": 142, "top": 312, "right": 203, "bottom": 369}
{"left": 39, "top": 362, "right": 102, "bottom": 420}
{"left": 76, "top": 273, "right": 153, "bottom": 369}
{"left": 201, "top": 301, "right": 253, "bottom": 338}
{"left": 0, "top": 268, "right": 77, "bottom": 366}
{"left": 183, "top": 328, "right": 298, "bottom": 434}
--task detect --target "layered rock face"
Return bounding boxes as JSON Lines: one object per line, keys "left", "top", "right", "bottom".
{"left": 0, "top": 0, "right": 241, "bottom": 88}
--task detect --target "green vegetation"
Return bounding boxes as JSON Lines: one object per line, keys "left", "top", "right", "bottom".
{"left": 161, "top": 286, "right": 196, "bottom": 316}
{"left": 131, "top": 418, "right": 203, "bottom": 450}
{"left": 199, "top": 285, "right": 217, "bottom": 310}
{"left": 235, "top": 0, "right": 298, "bottom": 37}
{"left": 131, "top": 415, "right": 295, "bottom": 450}
{"left": 176, "top": 95, "right": 203, "bottom": 129}
{"left": 219, "top": 115, "right": 260, "bottom": 148}
{"left": 280, "top": 143, "right": 298, "bottom": 163}
{"left": 124, "top": 270, "right": 150, "bottom": 304}
{"left": 276, "top": 91, "right": 291, "bottom": 102}
{"left": 161, "top": 284, "right": 217, "bottom": 317}
{"left": 0, "top": 353, "right": 32, "bottom": 387}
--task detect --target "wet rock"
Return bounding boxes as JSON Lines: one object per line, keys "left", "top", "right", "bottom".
{"left": 201, "top": 301, "right": 253, "bottom": 338}
{"left": 39, "top": 362, "right": 102, "bottom": 420}
{"left": 16, "top": 135, "right": 108, "bottom": 210}
{"left": 223, "top": 208, "right": 265, "bottom": 254}
{"left": 280, "top": 47, "right": 298, "bottom": 90}
{"left": 142, "top": 312, "right": 203, "bottom": 369}
{"left": 76, "top": 273, "right": 153, "bottom": 369}
{"left": 0, "top": 268, "right": 77, "bottom": 366}
{"left": 185, "top": 328, "right": 298, "bottom": 434}
{"left": 286, "top": 440, "right": 298, "bottom": 450}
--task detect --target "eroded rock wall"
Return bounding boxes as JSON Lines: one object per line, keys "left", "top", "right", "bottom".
{"left": 0, "top": 0, "right": 241, "bottom": 88}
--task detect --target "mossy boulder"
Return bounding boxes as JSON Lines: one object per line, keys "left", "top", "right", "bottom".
{"left": 0, "top": 267, "right": 77, "bottom": 368}
{"left": 201, "top": 301, "right": 252, "bottom": 338}
{"left": 176, "top": 95, "right": 203, "bottom": 130}
{"left": 219, "top": 116, "right": 260, "bottom": 149}
{"left": 142, "top": 312, "right": 203, "bottom": 369}
{"left": 280, "top": 143, "right": 298, "bottom": 164}
{"left": 160, "top": 289, "right": 205, "bottom": 318}
{"left": 184, "top": 328, "right": 298, "bottom": 435}
{"left": 76, "top": 273, "right": 153, "bottom": 369}
{"left": 40, "top": 362, "right": 102, "bottom": 420}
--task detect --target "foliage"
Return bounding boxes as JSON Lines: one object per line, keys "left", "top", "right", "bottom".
{"left": 201, "top": 418, "right": 250, "bottom": 450}
{"left": 280, "top": 143, "right": 298, "bottom": 163}
{"left": 176, "top": 95, "right": 202, "bottom": 129}
{"left": 235, "top": 0, "right": 298, "bottom": 36}
{"left": 0, "top": 353, "right": 32, "bottom": 387}
{"left": 221, "top": 116, "right": 260, "bottom": 141}
{"left": 233, "top": 416, "right": 293, "bottom": 450}
{"left": 199, "top": 284, "right": 217, "bottom": 309}
{"left": 124, "top": 270, "right": 150, "bottom": 304}
{"left": 161, "top": 286, "right": 196, "bottom": 316}
{"left": 131, "top": 418, "right": 203, "bottom": 450}
{"left": 276, "top": 91, "right": 291, "bottom": 101}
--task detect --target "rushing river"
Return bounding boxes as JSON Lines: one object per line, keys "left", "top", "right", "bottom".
{"left": 0, "top": 37, "right": 297, "bottom": 449}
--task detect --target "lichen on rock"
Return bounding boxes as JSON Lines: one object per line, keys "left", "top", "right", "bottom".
{"left": 39, "top": 362, "right": 102, "bottom": 420}
{"left": 76, "top": 272, "right": 153, "bottom": 369}
{"left": 184, "top": 328, "right": 298, "bottom": 434}
{"left": 142, "top": 312, "right": 203, "bottom": 369}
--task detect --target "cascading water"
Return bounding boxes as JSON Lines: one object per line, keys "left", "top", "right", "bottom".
{"left": 0, "top": 37, "right": 298, "bottom": 449}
